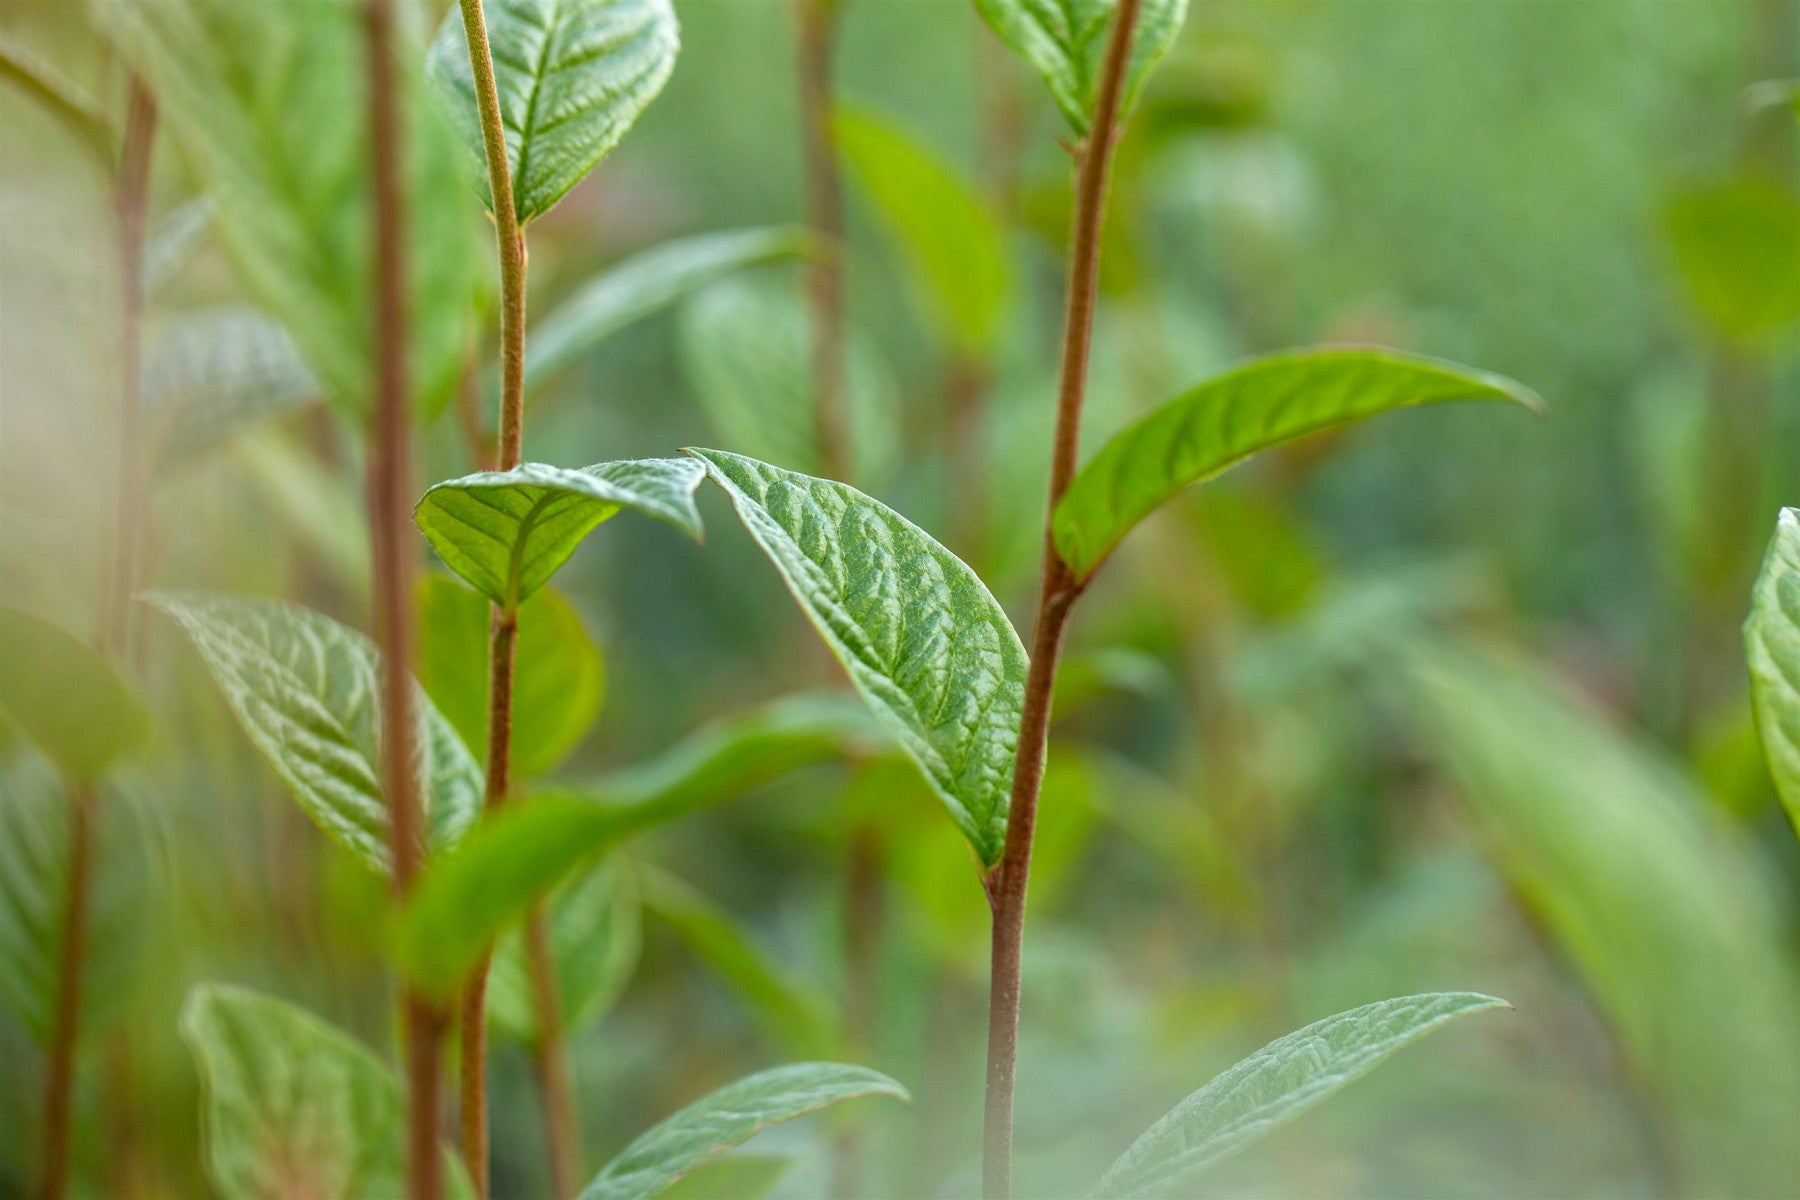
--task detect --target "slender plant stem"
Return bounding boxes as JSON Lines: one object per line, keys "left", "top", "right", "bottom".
{"left": 40, "top": 787, "right": 94, "bottom": 1200}
{"left": 525, "top": 903, "right": 581, "bottom": 1198}
{"left": 363, "top": 4, "right": 443, "bottom": 1198}
{"left": 796, "top": 0, "right": 849, "bottom": 481}
{"left": 980, "top": 1, "right": 1142, "bottom": 1195}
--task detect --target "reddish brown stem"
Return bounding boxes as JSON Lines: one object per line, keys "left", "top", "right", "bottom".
{"left": 796, "top": 0, "right": 849, "bottom": 481}
{"left": 458, "top": 957, "right": 492, "bottom": 1193}
{"left": 39, "top": 788, "right": 94, "bottom": 1200}
{"left": 980, "top": 1, "right": 1142, "bottom": 1195}
{"left": 525, "top": 905, "right": 581, "bottom": 1198}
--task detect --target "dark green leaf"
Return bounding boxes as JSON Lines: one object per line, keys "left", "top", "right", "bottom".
{"left": 973, "top": 0, "right": 1187, "bottom": 136}
{"left": 488, "top": 858, "right": 640, "bottom": 1043}
{"left": 1664, "top": 178, "right": 1800, "bottom": 342}
{"left": 0, "top": 607, "right": 146, "bottom": 783}
{"left": 1746, "top": 508, "right": 1800, "bottom": 836}
{"left": 146, "top": 307, "right": 319, "bottom": 472}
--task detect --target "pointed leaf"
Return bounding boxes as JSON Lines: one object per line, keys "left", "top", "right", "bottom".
{"left": 1053, "top": 349, "right": 1543, "bottom": 582}
{"left": 688, "top": 449, "right": 1026, "bottom": 867}
{"left": 0, "top": 607, "right": 146, "bottom": 783}
{"left": 415, "top": 457, "right": 704, "bottom": 609}
{"left": 1092, "top": 993, "right": 1508, "bottom": 1197}
{"left": 427, "top": 0, "right": 679, "bottom": 223}
{"left": 149, "top": 594, "right": 480, "bottom": 875}
{"left": 973, "top": 0, "right": 1187, "bottom": 136}
{"left": 579, "top": 1063, "right": 908, "bottom": 1200}
{"left": 146, "top": 307, "right": 319, "bottom": 472}
{"left": 1747, "top": 508, "right": 1800, "bottom": 836}
{"left": 488, "top": 858, "right": 641, "bottom": 1042}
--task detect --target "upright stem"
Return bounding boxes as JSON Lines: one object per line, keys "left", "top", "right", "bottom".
{"left": 980, "top": 1, "right": 1141, "bottom": 1195}
{"left": 364, "top": 4, "right": 443, "bottom": 1198}
{"left": 525, "top": 903, "right": 581, "bottom": 1198}
{"left": 796, "top": 0, "right": 849, "bottom": 480}
{"left": 40, "top": 788, "right": 94, "bottom": 1200}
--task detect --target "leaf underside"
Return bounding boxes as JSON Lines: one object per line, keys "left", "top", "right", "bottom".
{"left": 1746, "top": 508, "right": 1800, "bottom": 837}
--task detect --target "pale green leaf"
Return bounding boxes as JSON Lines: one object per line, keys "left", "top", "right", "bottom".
{"left": 1747, "top": 508, "right": 1800, "bottom": 836}
{"left": 1091, "top": 993, "right": 1508, "bottom": 1198}
{"left": 688, "top": 449, "right": 1026, "bottom": 867}
{"left": 1664, "top": 178, "right": 1800, "bottom": 342}
{"left": 973, "top": 0, "right": 1187, "bottom": 136}
{"left": 146, "top": 307, "right": 319, "bottom": 472}
{"left": 579, "top": 1063, "right": 908, "bottom": 1200}
{"left": 415, "top": 457, "right": 705, "bottom": 609}
{"left": 488, "top": 858, "right": 641, "bottom": 1043}
{"left": 427, "top": 0, "right": 679, "bottom": 223}
{"left": 1052, "top": 349, "right": 1543, "bottom": 582}
{"left": 0, "top": 34, "right": 112, "bottom": 168}
{"left": 148, "top": 593, "right": 480, "bottom": 875}
{"left": 0, "top": 607, "right": 146, "bottom": 783}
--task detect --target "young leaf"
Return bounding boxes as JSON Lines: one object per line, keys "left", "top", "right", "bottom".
{"left": 414, "top": 457, "right": 705, "bottom": 609}
{"left": 1664, "top": 178, "right": 1800, "bottom": 343}
{"left": 973, "top": 0, "right": 1188, "bottom": 137}
{"left": 579, "top": 1063, "right": 908, "bottom": 1200}
{"left": 1746, "top": 508, "right": 1800, "bottom": 836}
{"left": 148, "top": 593, "right": 480, "bottom": 875}
{"left": 146, "top": 307, "right": 319, "bottom": 472}
{"left": 834, "top": 106, "right": 1011, "bottom": 356}
{"left": 527, "top": 227, "right": 809, "bottom": 394}
{"left": 687, "top": 449, "right": 1026, "bottom": 867}
{"left": 1091, "top": 993, "right": 1507, "bottom": 1198}
{"left": 1052, "top": 349, "right": 1543, "bottom": 582}
{"left": 488, "top": 858, "right": 641, "bottom": 1043}
{"left": 426, "top": 0, "right": 679, "bottom": 224}
{"left": 0, "top": 607, "right": 147, "bottom": 783}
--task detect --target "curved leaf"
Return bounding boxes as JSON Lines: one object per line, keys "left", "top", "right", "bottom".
{"left": 488, "top": 858, "right": 640, "bottom": 1043}
{"left": 414, "top": 457, "right": 705, "bottom": 609}
{"left": 1052, "top": 349, "right": 1543, "bottom": 582}
{"left": 0, "top": 607, "right": 146, "bottom": 783}
{"left": 146, "top": 307, "right": 319, "bottom": 472}
{"left": 149, "top": 593, "right": 480, "bottom": 875}
{"left": 579, "top": 1063, "right": 908, "bottom": 1200}
{"left": 427, "top": 0, "right": 679, "bottom": 223}
{"left": 1747, "top": 508, "right": 1800, "bottom": 835}
{"left": 1092, "top": 993, "right": 1508, "bottom": 1198}
{"left": 688, "top": 449, "right": 1026, "bottom": 867}
{"left": 973, "top": 0, "right": 1187, "bottom": 137}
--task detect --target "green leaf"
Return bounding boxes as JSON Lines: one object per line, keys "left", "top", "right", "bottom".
{"left": 148, "top": 593, "right": 480, "bottom": 875}
{"left": 1664, "top": 178, "right": 1800, "bottom": 343}
{"left": 107, "top": 0, "right": 483, "bottom": 419}
{"left": 688, "top": 449, "right": 1026, "bottom": 867}
{"left": 579, "top": 1063, "right": 908, "bottom": 1200}
{"left": 834, "top": 106, "right": 1011, "bottom": 356}
{"left": 973, "top": 0, "right": 1188, "bottom": 136}
{"left": 488, "top": 858, "right": 640, "bottom": 1043}
{"left": 0, "top": 607, "right": 146, "bottom": 783}
{"left": 418, "top": 576, "right": 604, "bottom": 779}
{"left": 1052, "top": 349, "right": 1543, "bottom": 582}
{"left": 1747, "top": 508, "right": 1800, "bottom": 836}
{"left": 415, "top": 457, "right": 705, "bottom": 609}
{"left": 527, "top": 227, "right": 808, "bottom": 394}
{"left": 0, "top": 34, "right": 113, "bottom": 168}
{"left": 657, "top": 1155, "right": 789, "bottom": 1200}
{"left": 1091, "top": 993, "right": 1508, "bottom": 1197}
{"left": 146, "top": 307, "right": 319, "bottom": 472}
{"left": 426, "top": 0, "right": 679, "bottom": 224}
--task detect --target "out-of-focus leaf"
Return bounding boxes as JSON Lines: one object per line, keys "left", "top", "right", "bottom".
{"left": 657, "top": 1155, "right": 789, "bottom": 1200}
{"left": 427, "top": 0, "right": 678, "bottom": 223}
{"left": 146, "top": 307, "right": 319, "bottom": 471}
{"left": 231, "top": 430, "right": 370, "bottom": 598}
{"left": 149, "top": 593, "right": 480, "bottom": 875}
{"left": 1052, "top": 349, "right": 1543, "bottom": 582}
{"left": 527, "top": 227, "right": 808, "bottom": 394}
{"left": 0, "top": 35, "right": 112, "bottom": 167}
{"left": 972, "top": 0, "right": 1187, "bottom": 136}
{"left": 639, "top": 865, "right": 838, "bottom": 1057}
{"left": 1188, "top": 484, "right": 1325, "bottom": 618}
{"left": 1747, "top": 508, "right": 1800, "bottom": 834}
{"left": 415, "top": 458, "right": 704, "bottom": 609}
{"left": 1742, "top": 78, "right": 1800, "bottom": 123}
{"left": 143, "top": 197, "right": 215, "bottom": 298}
{"left": 834, "top": 106, "right": 1011, "bottom": 356}
{"left": 1091, "top": 993, "right": 1508, "bottom": 1197}
{"left": 0, "top": 607, "right": 146, "bottom": 783}
{"left": 107, "top": 0, "right": 483, "bottom": 418}
{"left": 1664, "top": 178, "right": 1800, "bottom": 343}
{"left": 689, "top": 449, "right": 1026, "bottom": 868}
{"left": 418, "top": 576, "right": 604, "bottom": 779}
{"left": 488, "top": 858, "right": 640, "bottom": 1043}
{"left": 578, "top": 1063, "right": 908, "bottom": 1200}
{"left": 677, "top": 277, "right": 899, "bottom": 485}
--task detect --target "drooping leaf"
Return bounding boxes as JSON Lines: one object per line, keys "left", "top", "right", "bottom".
{"left": 426, "top": 0, "right": 679, "bottom": 223}
{"left": 143, "top": 197, "right": 215, "bottom": 298}
{"left": 579, "top": 1063, "right": 908, "bottom": 1200}
{"left": 488, "top": 858, "right": 640, "bottom": 1043}
{"left": 1746, "top": 508, "right": 1800, "bottom": 836}
{"left": 1052, "top": 349, "right": 1543, "bottom": 582}
{"left": 834, "top": 106, "right": 1011, "bottom": 356}
{"left": 107, "top": 0, "right": 483, "bottom": 418}
{"left": 418, "top": 576, "right": 604, "bottom": 779}
{"left": 688, "top": 449, "right": 1026, "bottom": 867}
{"left": 0, "top": 607, "right": 147, "bottom": 783}
{"left": 414, "top": 457, "right": 704, "bottom": 609}
{"left": 1664, "top": 178, "right": 1800, "bottom": 343}
{"left": 527, "top": 227, "right": 808, "bottom": 394}
{"left": 973, "top": 0, "right": 1188, "bottom": 137}
{"left": 148, "top": 593, "right": 480, "bottom": 875}
{"left": 146, "top": 307, "right": 319, "bottom": 471}
{"left": 0, "top": 34, "right": 112, "bottom": 168}
{"left": 1091, "top": 993, "right": 1507, "bottom": 1197}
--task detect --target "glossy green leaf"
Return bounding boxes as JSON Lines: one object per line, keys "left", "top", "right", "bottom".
{"left": 1052, "top": 349, "right": 1543, "bottom": 582}
{"left": 0, "top": 34, "right": 112, "bottom": 168}
{"left": 1091, "top": 993, "right": 1507, "bottom": 1197}
{"left": 689, "top": 449, "right": 1026, "bottom": 867}
{"left": 973, "top": 0, "right": 1187, "bottom": 136}
{"left": 418, "top": 576, "right": 604, "bottom": 779}
{"left": 427, "top": 0, "right": 679, "bottom": 223}
{"left": 488, "top": 858, "right": 640, "bottom": 1043}
{"left": 107, "top": 0, "right": 483, "bottom": 418}
{"left": 527, "top": 227, "right": 808, "bottom": 393}
{"left": 579, "top": 1063, "right": 908, "bottom": 1200}
{"left": 0, "top": 607, "right": 146, "bottom": 783}
{"left": 415, "top": 457, "right": 705, "bottom": 609}
{"left": 146, "top": 307, "right": 319, "bottom": 471}
{"left": 149, "top": 593, "right": 480, "bottom": 875}
{"left": 834, "top": 106, "right": 1011, "bottom": 355}
{"left": 1747, "top": 508, "right": 1800, "bottom": 836}
{"left": 1664, "top": 178, "right": 1800, "bottom": 342}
